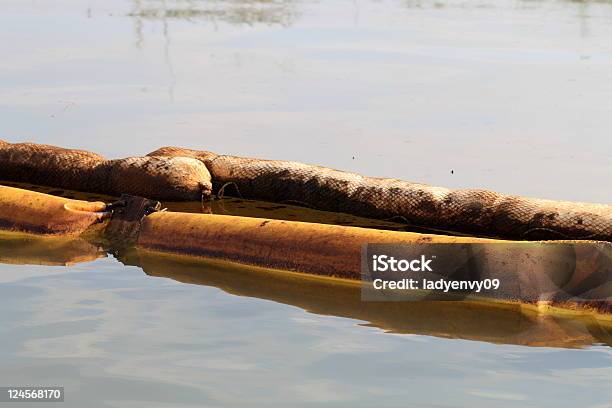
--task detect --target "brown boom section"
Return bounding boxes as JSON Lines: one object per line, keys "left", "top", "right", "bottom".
{"left": 0, "top": 140, "right": 212, "bottom": 200}
{"left": 148, "top": 146, "right": 612, "bottom": 242}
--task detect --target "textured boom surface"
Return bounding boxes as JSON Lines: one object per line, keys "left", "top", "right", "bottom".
{"left": 1, "top": 140, "right": 610, "bottom": 241}
{"left": 0, "top": 141, "right": 212, "bottom": 201}
{"left": 148, "top": 147, "right": 612, "bottom": 241}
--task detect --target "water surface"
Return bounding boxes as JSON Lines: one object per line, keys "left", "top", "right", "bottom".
{"left": 0, "top": 249, "right": 611, "bottom": 408}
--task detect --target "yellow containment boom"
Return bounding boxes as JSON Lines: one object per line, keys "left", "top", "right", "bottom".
{"left": 0, "top": 184, "right": 609, "bottom": 313}
{"left": 137, "top": 211, "right": 494, "bottom": 280}
{"left": 0, "top": 185, "right": 109, "bottom": 236}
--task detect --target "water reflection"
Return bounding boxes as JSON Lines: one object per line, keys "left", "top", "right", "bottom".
{"left": 396, "top": 0, "right": 609, "bottom": 39}
{"left": 129, "top": 0, "right": 299, "bottom": 26}
{"left": 119, "top": 249, "right": 612, "bottom": 348}
{"left": 0, "top": 233, "right": 609, "bottom": 348}
{"left": 0, "top": 234, "right": 106, "bottom": 267}
{"left": 125, "top": 0, "right": 612, "bottom": 30}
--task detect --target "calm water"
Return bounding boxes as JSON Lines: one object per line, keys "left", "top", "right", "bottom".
{"left": 1, "top": 0, "right": 612, "bottom": 407}
{"left": 0, "top": 246, "right": 610, "bottom": 408}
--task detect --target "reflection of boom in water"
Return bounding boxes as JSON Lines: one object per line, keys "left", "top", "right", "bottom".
{"left": 0, "top": 234, "right": 106, "bottom": 266}
{"left": 0, "top": 232, "right": 609, "bottom": 348}
{"left": 117, "top": 248, "right": 612, "bottom": 349}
